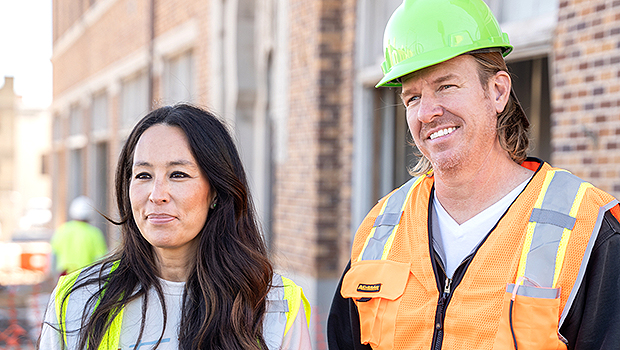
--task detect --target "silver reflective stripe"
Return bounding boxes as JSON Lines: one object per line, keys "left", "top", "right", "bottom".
{"left": 266, "top": 300, "right": 289, "bottom": 313}
{"left": 523, "top": 171, "right": 584, "bottom": 288}
{"left": 263, "top": 273, "right": 288, "bottom": 350}
{"left": 373, "top": 212, "right": 402, "bottom": 227}
{"left": 360, "top": 177, "right": 419, "bottom": 261}
{"left": 529, "top": 208, "right": 576, "bottom": 230}
{"left": 506, "top": 284, "right": 560, "bottom": 299}
{"left": 559, "top": 199, "right": 620, "bottom": 328}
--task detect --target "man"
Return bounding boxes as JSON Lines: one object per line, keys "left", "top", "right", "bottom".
{"left": 51, "top": 196, "right": 108, "bottom": 275}
{"left": 327, "top": 0, "right": 620, "bottom": 349}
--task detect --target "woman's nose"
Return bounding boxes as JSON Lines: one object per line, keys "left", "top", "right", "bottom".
{"left": 149, "top": 179, "right": 170, "bottom": 203}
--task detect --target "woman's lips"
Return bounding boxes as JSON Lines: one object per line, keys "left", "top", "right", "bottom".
{"left": 147, "top": 214, "right": 176, "bottom": 224}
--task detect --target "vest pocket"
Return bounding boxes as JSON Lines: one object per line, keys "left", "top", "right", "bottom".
{"left": 341, "top": 260, "right": 410, "bottom": 349}
{"left": 493, "top": 284, "right": 567, "bottom": 350}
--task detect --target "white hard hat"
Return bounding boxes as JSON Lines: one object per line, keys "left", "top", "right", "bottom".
{"left": 69, "top": 196, "right": 95, "bottom": 221}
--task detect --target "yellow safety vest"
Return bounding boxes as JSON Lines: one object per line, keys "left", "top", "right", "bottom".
{"left": 54, "top": 262, "right": 310, "bottom": 350}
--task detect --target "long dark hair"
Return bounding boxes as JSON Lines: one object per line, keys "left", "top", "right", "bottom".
{"left": 56, "top": 104, "right": 273, "bottom": 349}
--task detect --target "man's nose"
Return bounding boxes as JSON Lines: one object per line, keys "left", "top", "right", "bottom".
{"left": 411, "top": 94, "right": 443, "bottom": 123}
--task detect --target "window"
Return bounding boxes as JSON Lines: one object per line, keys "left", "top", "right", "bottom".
{"left": 53, "top": 115, "right": 63, "bottom": 141}
{"left": 90, "top": 141, "right": 108, "bottom": 237}
{"left": 68, "top": 148, "right": 84, "bottom": 203}
{"left": 120, "top": 71, "right": 149, "bottom": 129}
{"left": 41, "top": 154, "right": 50, "bottom": 175}
{"left": 69, "top": 105, "right": 83, "bottom": 136}
{"left": 358, "top": 0, "right": 402, "bottom": 68}
{"left": 91, "top": 91, "right": 108, "bottom": 133}
{"left": 508, "top": 57, "right": 551, "bottom": 161}
{"left": 484, "top": 0, "right": 559, "bottom": 23}
{"left": 163, "top": 51, "right": 194, "bottom": 104}
{"left": 371, "top": 88, "right": 414, "bottom": 201}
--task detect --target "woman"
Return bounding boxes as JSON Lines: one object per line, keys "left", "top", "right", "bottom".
{"left": 39, "top": 104, "right": 311, "bottom": 350}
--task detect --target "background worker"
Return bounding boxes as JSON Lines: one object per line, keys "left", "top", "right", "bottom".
{"left": 50, "top": 195, "right": 108, "bottom": 275}
{"left": 327, "top": 0, "right": 620, "bottom": 349}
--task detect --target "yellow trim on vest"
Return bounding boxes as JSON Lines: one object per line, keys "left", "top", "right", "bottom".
{"left": 55, "top": 270, "right": 82, "bottom": 347}
{"left": 359, "top": 177, "right": 424, "bottom": 262}
{"left": 517, "top": 222, "right": 536, "bottom": 283}
{"left": 552, "top": 182, "right": 593, "bottom": 287}
{"left": 281, "top": 276, "right": 311, "bottom": 336}
{"left": 358, "top": 198, "right": 391, "bottom": 262}
{"left": 54, "top": 261, "right": 123, "bottom": 350}
{"left": 96, "top": 260, "right": 123, "bottom": 350}
{"left": 516, "top": 170, "right": 560, "bottom": 281}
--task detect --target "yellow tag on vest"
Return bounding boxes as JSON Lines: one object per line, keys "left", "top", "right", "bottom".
{"left": 357, "top": 283, "right": 381, "bottom": 292}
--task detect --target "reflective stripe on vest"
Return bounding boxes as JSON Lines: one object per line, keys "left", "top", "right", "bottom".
{"left": 516, "top": 169, "right": 591, "bottom": 289}
{"left": 55, "top": 261, "right": 123, "bottom": 350}
{"left": 358, "top": 176, "right": 422, "bottom": 261}
{"left": 264, "top": 274, "right": 312, "bottom": 350}
{"left": 264, "top": 274, "right": 289, "bottom": 350}
{"left": 508, "top": 169, "right": 619, "bottom": 327}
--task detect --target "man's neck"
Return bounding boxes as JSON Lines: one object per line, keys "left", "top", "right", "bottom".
{"left": 433, "top": 153, "right": 533, "bottom": 225}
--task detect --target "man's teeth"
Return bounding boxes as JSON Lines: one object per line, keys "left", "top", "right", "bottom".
{"left": 430, "top": 127, "right": 456, "bottom": 140}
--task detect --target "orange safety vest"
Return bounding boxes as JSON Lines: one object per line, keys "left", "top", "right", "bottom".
{"left": 341, "top": 160, "right": 620, "bottom": 350}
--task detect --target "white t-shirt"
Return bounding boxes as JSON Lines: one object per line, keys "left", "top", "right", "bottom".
{"left": 39, "top": 276, "right": 311, "bottom": 350}
{"left": 433, "top": 178, "right": 530, "bottom": 278}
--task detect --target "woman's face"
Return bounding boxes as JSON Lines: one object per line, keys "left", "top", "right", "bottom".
{"left": 129, "top": 124, "right": 213, "bottom": 261}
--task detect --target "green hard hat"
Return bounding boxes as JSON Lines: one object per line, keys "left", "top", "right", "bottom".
{"left": 376, "top": 0, "right": 512, "bottom": 88}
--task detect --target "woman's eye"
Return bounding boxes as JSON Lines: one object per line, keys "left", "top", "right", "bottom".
{"left": 171, "top": 171, "right": 190, "bottom": 179}
{"left": 134, "top": 172, "right": 151, "bottom": 180}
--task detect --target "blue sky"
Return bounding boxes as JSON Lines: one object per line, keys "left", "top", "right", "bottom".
{"left": 0, "top": 0, "right": 52, "bottom": 108}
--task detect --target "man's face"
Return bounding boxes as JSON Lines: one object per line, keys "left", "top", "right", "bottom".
{"left": 400, "top": 55, "right": 508, "bottom": 173}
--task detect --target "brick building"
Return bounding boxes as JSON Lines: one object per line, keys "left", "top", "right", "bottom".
{"left": 50, "top": 0, "right": 620, "bottom": 346}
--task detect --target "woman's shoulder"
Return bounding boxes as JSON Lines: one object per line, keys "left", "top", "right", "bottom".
{"left": 267, "top": 273, "right": 309, "bottom": 314}
{"left": 270, "top": 273, "right": 303, "bottom": 289}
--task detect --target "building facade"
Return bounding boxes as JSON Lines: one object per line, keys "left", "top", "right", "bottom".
{"left": 51, "top": 0, "right": 620, "bottom": 346}
{"left": 0, "top": 77, "right": 18, "bottom": 241}
{"left": 0, "top": 77, "right": 52, "bottom": 242}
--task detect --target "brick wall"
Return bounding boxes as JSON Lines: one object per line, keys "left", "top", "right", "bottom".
{"left": 273, "top": 0, "right": 356, "bottom": 279}
{"left": 273, "top": 0, "right": 321, "bottom": 275}
{"left": 53, "top": 0, "right": 209, "bottom": 100}
{"left": 553, "top": 0, "right": 620, "bottom": 197}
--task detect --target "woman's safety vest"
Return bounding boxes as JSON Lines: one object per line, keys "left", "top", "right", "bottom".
{"left": 54, "top": 263, "right": 310, "bottom": 350}
{"left": 341, "top": 161, "right": 619, "bottom": 350}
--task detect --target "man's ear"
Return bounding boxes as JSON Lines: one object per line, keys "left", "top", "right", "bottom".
{"left": 491, "top": 71, "right": 511, "bottom": 114}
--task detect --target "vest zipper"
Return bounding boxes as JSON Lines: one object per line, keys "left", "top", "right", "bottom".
{"left": 434, "top": 277, "right": 451, "bottom": 333}
{"left": 430, "top": 255, "right": 472, "bottom": 350}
